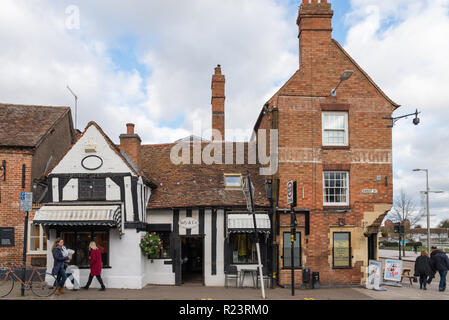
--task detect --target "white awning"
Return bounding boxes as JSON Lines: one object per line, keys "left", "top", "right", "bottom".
{"left": 227, "top": 213, "right": 271, "bottom": 233}
{"left": 33, "top": 205, "right": 122, "bottom": 235}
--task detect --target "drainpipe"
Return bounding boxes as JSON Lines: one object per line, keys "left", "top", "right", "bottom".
{"left": 271, "top": 107, "right": 279, "bottom": 288}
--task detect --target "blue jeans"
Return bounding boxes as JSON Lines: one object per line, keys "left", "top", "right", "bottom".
{"left": 439, "top": 270, "right": 447, "bottom": 291}
{"left": 56, "top": 268, "right": 68, "bottom": 288}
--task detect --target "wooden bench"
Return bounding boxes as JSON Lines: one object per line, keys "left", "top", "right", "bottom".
{"left": 401, "top": 268, "right": 417, "bottom": 285}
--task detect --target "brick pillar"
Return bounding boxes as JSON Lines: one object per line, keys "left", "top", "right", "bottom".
{"left": 211, "top": 65, "right": 225, "bottom": 141}
{"left": 119, "top": 123, "right": 141, "bottom": 169}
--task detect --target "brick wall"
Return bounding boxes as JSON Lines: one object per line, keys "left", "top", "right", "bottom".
{"left": 257, "top": 1, "right": 396, "bottom": 287}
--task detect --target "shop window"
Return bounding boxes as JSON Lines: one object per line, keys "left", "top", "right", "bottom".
{"left": 323, "top": 171, "right": 349, "bottom": 206}
{"left": 333, "top": 232, "right": 351, "bottom": 268}
{"left": 79, "top": 179, "right": 106, "bottom": 201}
{"left": 28, "top": 223, "right": 47, "bottom": 253}
{"left": 322, "top": 112, "right": 348, "bottom": 146}
{"left": 0, "top": 227, "right": 14, "bottom": 247}
{"left": 230, "top": 234, "right": 257, "bottom": 264}
{"left": 282, "top": 232, "right": 301, "bottom": 268}
{"left": 60, "top": 230, "right": 109, "bottom": 268}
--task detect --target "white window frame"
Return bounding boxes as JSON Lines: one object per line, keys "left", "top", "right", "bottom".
{"left": 322, "top": 112, "right": 349, "bottom": 147}
{"left": 323, "top": 171, "right": 350, "bottom": 206}
{"left": 27, "top": 222, "right": 47, "bottom": 254}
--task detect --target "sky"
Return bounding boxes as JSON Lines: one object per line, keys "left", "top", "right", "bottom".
{"left": 0, "top": 0, "right": 448, "bottom": 226}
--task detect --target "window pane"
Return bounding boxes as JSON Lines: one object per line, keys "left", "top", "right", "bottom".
{"left": 231, "top": 234, "right": 256, "bottom": 264}
{"left": 75, "top": 232, "right": 92, "bottom": 267}
{"left": 94, "top": 232, "right": 108, "bottom": 266}
{"left": 283, "top": 233, "right": 301, "bottom": 268}
{"left": 225, "top": 175, "right": 242, "bottom": 187}
{"left": 333, "top": 233, "right": 350, "bottom": 267}
{"left": 324, "top": 171, "right": 349, "bottom": 205}
{"left": 323, "top": 113, "right": 347, "bottom": 146}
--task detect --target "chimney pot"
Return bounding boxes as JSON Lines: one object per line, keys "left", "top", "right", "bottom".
{"left": 126, "top": 123, "right": 135, "bottom": 135}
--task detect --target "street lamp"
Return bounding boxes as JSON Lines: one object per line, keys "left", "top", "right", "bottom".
{"left": 331, "top": 70, "right": 354, "bottom": 96}
{"left": 413, "top": 169, "right": 444, "bottom": 253}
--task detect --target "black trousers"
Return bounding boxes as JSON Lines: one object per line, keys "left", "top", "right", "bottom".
{"left": 85, "top": 274, "right": 105, "bottom": 289}
{"left": 419, "top": 273, "right": 429, "bottom": 288}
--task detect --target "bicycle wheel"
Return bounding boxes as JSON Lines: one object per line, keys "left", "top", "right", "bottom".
{"left": 0, "top": 272, "right": 14, "bottom": 298}
{"left": 30, "top": 272, "right": 57, "bottom": 297}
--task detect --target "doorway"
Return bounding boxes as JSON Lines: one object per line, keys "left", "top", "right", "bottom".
{"left": 368, "top": 233, "right": 377, "bottom": 262}
{"left": 181, "top": 236, "right": 204, "bottom": 285}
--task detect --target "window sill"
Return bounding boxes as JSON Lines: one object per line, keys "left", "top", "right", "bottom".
{"left": 323, "top": 206, "right": 351, "bottom": 211}
{"left": 27, "top": 251, "right": 47, "bottom": 255}
{"left": 332, "top": 267, "right": 353, "bottom": 270}
{"left": 322, "top": 146, "right": 350, "bottom": 150}
{"left": 281, "top": 267, "right": 303, "bottom": 270}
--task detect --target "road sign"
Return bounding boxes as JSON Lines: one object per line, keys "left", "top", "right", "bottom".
{"left": 287, "top": 180, "right": 297, "bottom": 207}
{"left": 20, "top": 192, "right": 33, "bottom": 212}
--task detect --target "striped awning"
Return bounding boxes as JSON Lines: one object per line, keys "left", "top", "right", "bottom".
{"left": 227, "top": 213, "right": 271, "bottom": 233}
{"left": 33, "top": 205, "right": 122, "bottom": 234}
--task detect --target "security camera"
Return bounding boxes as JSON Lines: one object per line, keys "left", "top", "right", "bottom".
{"left": 413, "top": 116, "right": 420, "bottom": 126}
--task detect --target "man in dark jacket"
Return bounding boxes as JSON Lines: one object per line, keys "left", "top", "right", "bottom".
{"left": 431, "top": 248, "right": 449, "bottom": 292}
{"left": 414, "top": 251, "right": 433, "bottom": 290}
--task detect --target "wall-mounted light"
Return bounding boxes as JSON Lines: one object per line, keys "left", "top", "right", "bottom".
{"left": 331, "top": 70, "right": 354, "bottom": 97}
{"left": 338, "top": 218, "right": 345, "bottom": 227}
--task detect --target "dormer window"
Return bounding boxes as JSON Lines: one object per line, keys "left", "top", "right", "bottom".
{"left": 224, "top": 174, "right": 242, "bottom": 189}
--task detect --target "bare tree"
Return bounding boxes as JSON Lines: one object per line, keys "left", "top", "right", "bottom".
{"left": 387, "top": 189, "right": 424, "bottom": 255}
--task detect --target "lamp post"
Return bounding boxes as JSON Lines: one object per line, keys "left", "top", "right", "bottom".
{"left": 413, "top": 169, "right": 444, "bottom": 252}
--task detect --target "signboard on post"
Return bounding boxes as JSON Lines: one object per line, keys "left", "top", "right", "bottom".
{"left": 384, "top": 259, "right": 403, "bottom": 282}
{"left": 287, "top": 180, "right": 297, "bottom": 207}
{"left": 20, "top": 192, "right": 33, "bottom": 212}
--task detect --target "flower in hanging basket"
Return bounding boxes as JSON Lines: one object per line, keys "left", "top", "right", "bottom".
{"left": 140, "top": 232, "right": 162, "bottom": 259}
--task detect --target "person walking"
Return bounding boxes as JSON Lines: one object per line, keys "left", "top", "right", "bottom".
{"left": 52, "top": 238, "right": 69, "bottom": 295}
{"left": 82, "top": 241, "right": 106, "bottom": 291}
{"left": 431, "top": 247, "right": 449, "bottom": 292}
{"left": 414, "top": 250, "right": 433, "bottom": 290}
{"left": 413, "top": 243, "right": 419, "bottom": 254}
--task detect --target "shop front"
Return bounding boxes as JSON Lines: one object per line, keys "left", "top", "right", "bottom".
{"left": 145, "top": 209, "right": 272, "bottom": 287}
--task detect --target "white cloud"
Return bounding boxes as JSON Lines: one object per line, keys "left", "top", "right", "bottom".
{"left": 0, "top": 0, "right": 298, "bottom": 144}
{"left": 345, "top": 0, "right": 449, "bottom": 226}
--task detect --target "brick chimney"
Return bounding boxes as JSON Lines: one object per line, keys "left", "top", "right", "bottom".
{"left": 297, "top": 0, "right": 333, "bottom": 68}
{"left": 119, "top": 123, "right": 141, "bottom": 170}
{"left": 211, "top": 64, "right": 225, "bottom": 141}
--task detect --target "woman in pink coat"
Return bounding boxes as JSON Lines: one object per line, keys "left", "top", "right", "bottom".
{"left": 82, "top": 241, "right": 106, "bottom": 291}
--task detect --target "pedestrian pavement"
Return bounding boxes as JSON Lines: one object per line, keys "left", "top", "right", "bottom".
{"left": 3, "top": 280, "right": 449, "bottom": 301}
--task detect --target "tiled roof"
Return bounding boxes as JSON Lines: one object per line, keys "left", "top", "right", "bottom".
{"left": 0, "top": 103, "right": 71, "bottom": 147}
{"left": 141, "top": 142, "right": 271, "bottom": 209}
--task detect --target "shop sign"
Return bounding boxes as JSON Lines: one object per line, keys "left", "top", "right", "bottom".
{"left": 179, "top": 217, "right": 198, "bottom": 229}
{"left": 366, "top": 260, "right": 382, "bottom": 290}
{"left": 384, "top": 259, "right": 403, "bottom": 282}
{"left": 333, "top": 239, "right": 350, "bottom": 267}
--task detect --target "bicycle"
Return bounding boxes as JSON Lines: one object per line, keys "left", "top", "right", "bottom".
{"left": 0, "top": 262, "right": 57, "bottom": 297}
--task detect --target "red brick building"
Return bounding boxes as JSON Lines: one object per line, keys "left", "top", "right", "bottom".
{"left": 0, "top": 104, "right": 75, "bottom": 266}
{"left": 254, "top": 0, "right": 398, "bottom": 287}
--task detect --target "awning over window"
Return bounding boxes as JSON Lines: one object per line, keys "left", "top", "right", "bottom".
{"left": 33, "top": 205, "right": 123, "bottom": 236}
{"left": 227, "top": 213, "right": 271, "bottom": 233}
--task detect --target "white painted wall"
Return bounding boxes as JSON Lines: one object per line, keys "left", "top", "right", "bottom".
{"left": 62, "top": 179, "right": 78, "bottom": 201}
{"left": 147, "top": 209, "right": 173, "bottom": 227}
{"left": 124, "top": 176, "right": 133, "bottom": 222}
{"left": 51, "top": 125, "right": 135, "bottom": 175}
{"left": 106, "top": 178, "right": 121, "bottom": 201}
